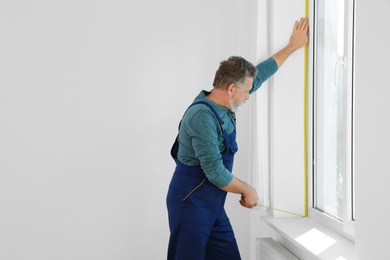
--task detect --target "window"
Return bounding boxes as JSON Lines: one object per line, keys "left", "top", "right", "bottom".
{"left": 311, "top": 0, "right": 355, "bottom": 236}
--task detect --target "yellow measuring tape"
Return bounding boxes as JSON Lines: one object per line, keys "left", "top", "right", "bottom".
{"left": 303, "top": 0, "right": 309, "bottom": 217}
{"left": 256, "top": 203, "right": 305, "bottom": 217}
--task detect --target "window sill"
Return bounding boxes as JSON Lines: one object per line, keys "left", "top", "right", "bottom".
{"left": 262, "top": 216, "right": 355, "bottom": 260}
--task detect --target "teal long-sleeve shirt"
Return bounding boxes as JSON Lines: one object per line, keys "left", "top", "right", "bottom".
{"left": 176, "top": 57, "right": 278, "bottom": 188}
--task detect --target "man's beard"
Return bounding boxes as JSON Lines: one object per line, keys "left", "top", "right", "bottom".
{"left": 230, "top": 100, "right": 246, "bottom": 113}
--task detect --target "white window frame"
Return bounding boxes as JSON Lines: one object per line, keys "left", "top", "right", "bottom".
{"left": 308, "top": 0, "right": 356, "bottom": 240}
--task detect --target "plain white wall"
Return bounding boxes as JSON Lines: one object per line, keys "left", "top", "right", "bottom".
{"left": 0, "top": 1, "right": 255, "bottom": 259}
{"left": 249, "top": 0, "right": 306, "bottom": 259}
{"left": 268, "top": 0, "right": 306, "bottom": 217}
{"left": 355, "top": 0, "right": 390, "bottom": 259}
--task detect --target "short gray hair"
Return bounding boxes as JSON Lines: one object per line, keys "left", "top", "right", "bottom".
{"left": 212, "top": 56, "right": 257, "bottom": 89}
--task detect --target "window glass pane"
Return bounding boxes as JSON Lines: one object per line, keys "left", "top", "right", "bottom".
{"left": 314, "top": 0, "right": 345, "bottom": 221}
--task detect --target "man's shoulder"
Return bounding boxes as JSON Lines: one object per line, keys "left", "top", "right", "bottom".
{"left": 184, "top": 104, "right": 217, "bottom": 122}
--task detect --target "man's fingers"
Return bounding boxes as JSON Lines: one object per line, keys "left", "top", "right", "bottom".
{"left": 298, "top": 17, "right": 309, "bottom": 31}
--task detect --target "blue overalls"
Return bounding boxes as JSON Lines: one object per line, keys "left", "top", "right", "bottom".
{"left": 166, "top": 101, "right": 241, "bottom": 260}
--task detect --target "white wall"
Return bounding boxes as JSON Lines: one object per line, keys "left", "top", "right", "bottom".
{"left": 268, "top": 0, "right": 306, "bottom": 217}
{"left": 249, "top": 0, "right": 306, "bottom": 259}
{"left": 354, "top": 0, "right": 390, "bottom": 259}
{"left": 0, "top": 1, "right": 254, "bottom": 259}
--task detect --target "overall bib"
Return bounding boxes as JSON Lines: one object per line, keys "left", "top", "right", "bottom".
{"left": 166, "top": 101, "right": 241, "bottom": 260}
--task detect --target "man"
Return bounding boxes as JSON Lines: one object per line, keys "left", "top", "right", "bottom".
{"left": 167, "top": 18, "right": 309, "bottom": 259}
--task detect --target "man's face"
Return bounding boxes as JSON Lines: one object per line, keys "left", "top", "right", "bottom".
{"left": 230, "top": 77, "right": 253, "bottom": 112}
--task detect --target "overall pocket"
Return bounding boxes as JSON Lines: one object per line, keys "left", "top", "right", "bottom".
{"left": 182, "top": 178, "right": 206, "bottom": 201}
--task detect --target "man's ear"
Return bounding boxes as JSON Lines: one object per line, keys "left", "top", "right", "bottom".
{"left": 227, "top": 83, "right": 236, "bottom": 96}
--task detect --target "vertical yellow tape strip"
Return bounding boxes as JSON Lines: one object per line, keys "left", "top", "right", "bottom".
{"left": 304, "top": 0, "right": 309, "bottom": 217}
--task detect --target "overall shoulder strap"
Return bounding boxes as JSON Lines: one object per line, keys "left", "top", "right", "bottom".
{"left": 186, "top": 101, "right": 224, "bottom": 128}
{"left": 171, "top": 101, "right": 224, "bottom": 159}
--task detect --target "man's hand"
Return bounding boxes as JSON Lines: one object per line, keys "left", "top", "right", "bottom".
{"left": 289, "top": 17, "right": 309, "bottom": 51}
{"left": 221, "top": 176, "right": 258, "bottom": 208}
{"left": 272, "top": 17, "right": 309, "bottom": 68}
{"left": 239, "top": 186, "right": 258, "bottom": 209}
